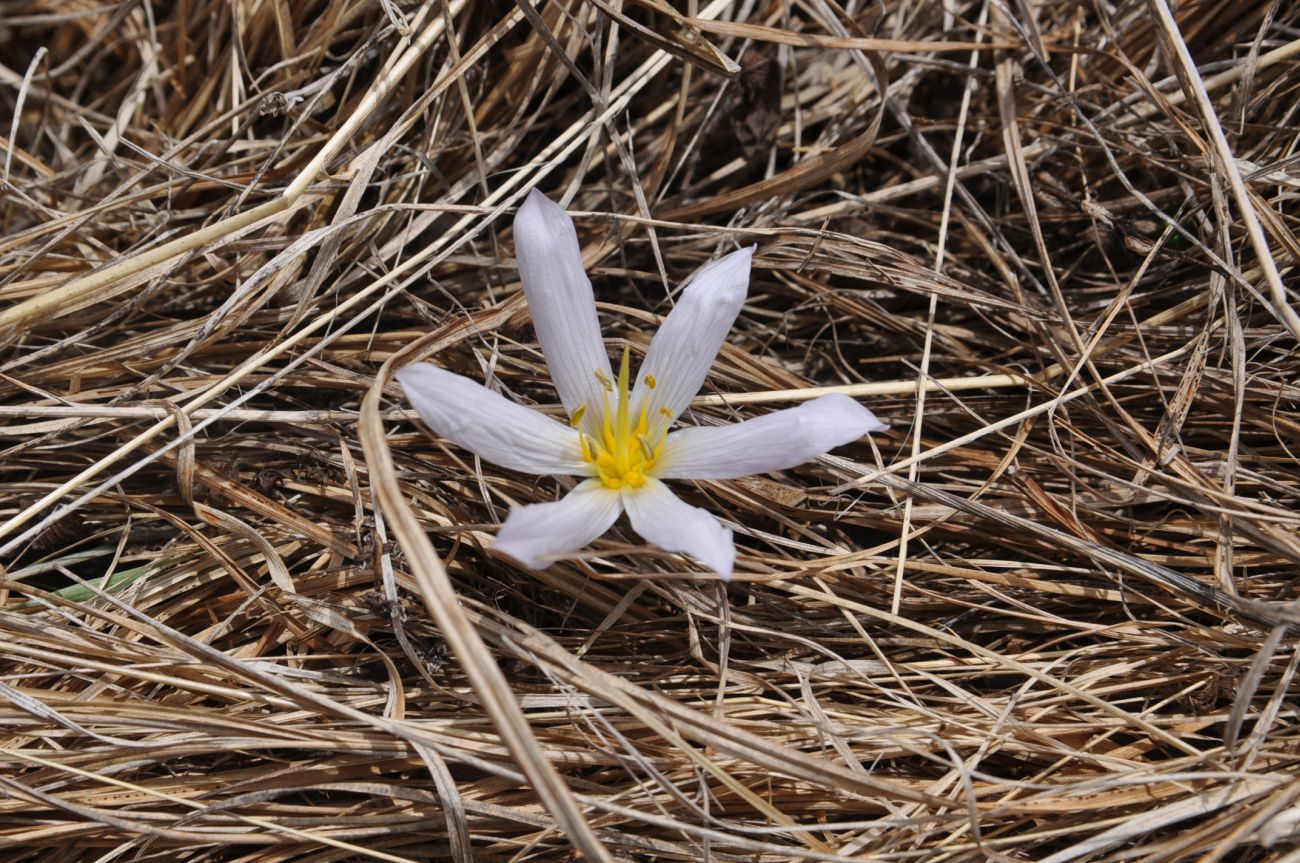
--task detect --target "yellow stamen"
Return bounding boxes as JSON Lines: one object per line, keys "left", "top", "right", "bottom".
{"left": 645, "top": 374, "right": 657, "bottom": 389}
{"left": 614, "top": 346, "right": 631, "bottom": 474}
{"left": 601, "top": 391, "right": 616, "bottom": 452}
{"left": 577, "top": 356, "right": 668, "bottom": 490}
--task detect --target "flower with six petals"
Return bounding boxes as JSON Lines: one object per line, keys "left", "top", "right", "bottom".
{"left": 397, "top": 189, "right": 887, "bottom": 579}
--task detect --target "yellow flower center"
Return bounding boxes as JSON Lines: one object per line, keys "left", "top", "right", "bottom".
{"left": 576, "top": 346, "right": 668, "bottom": 490}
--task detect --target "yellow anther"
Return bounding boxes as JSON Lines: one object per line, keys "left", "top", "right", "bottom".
{"left": 578, "top": 353, "right": 669, "bottom": 490}
{"left": 659, "top": 407, "right": 673, "bottom": 420}
{"left": 569, "top": 404, "right": 587, "bottom": 428}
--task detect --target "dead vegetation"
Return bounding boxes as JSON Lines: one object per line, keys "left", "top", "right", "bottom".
{"left": 2, "top": 0, "right": 1299, "bottom": 860}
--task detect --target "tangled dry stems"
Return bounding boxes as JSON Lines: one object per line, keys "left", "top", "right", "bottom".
{"left": 1, "top": 0, "right": 1299, "bottom": 860}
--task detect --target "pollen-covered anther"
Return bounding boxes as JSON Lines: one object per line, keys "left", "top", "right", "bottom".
{"left": 580, "top": 346, "right": 666, "bottom": 490}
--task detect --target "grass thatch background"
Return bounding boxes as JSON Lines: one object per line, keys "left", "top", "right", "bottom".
{"left": 3, "top": 0, "right": 1300, "bottom": 860}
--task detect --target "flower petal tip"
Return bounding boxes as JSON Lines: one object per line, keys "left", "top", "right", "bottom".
{"left": 392, "top": 362, "right": 420, "bottom": 384}
{"left": 820, "top": 392, "right": 890, "bottom": 435}
{"left": 682, "top": 245, "right": 753, "bottom": 312}
{"left": 680, "top": 525, "right": 736, "bottom": 581}
{"left": 520, "top": 185, "right": 560, "bottom": 213}
{"left": 706, "top": 533, "right": 736, "bottom": 581}
{"left": 492, "top": 538, "right": 544, "bottom": 571}
{"left": 708, "top": 245, "right": 755, "bottom": 280}
{"left": 493, "top": 480, "right": 623, "bottom": 572}
{"left": 515, "top": 188, "right": 573, "bottom": 244}
{"left": 393, "top": 362, "right": 443, "bottom": 399}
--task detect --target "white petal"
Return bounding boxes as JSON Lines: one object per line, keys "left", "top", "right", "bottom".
{"left": 622, "top": 478, "right": 735, "bottom": 579}
{"left": 656, "top": 394, "right": 888, "bottom": 480}
{"left": 397, "top": 363, "right": 588, "bottom": 475}
{"left": 631, "top": 246, "right": 753, "bottom": 435}
{"left": 514, "top": 189, "right": 612, "bottom": 435}
{"left": 495, "top": 479, "right": 623, "bottom": 569}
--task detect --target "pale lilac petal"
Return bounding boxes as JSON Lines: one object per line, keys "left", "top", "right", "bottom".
{"left": 656, "top": 394, "right": 888, "bottom": 480}
{"left": 622, "top": 478, "right": 735, "bottom": 579}
{"left": 397, "top": 363, "right": 588, "bottom": 475}
{"left": 630, "top": 246, "right": 753, "bottom": 435}
{"left": 514, "top": 189, "right": 612, "bottom": 435}
{"left": 495, "top": 479, "right": 623, "bottom": 569}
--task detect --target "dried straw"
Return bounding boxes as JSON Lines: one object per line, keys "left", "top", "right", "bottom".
{"left": 2, "top": 0, "right": 1299, "bottom": 860}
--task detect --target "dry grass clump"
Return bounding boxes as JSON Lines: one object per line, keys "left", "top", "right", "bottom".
{"left": 2, "top": 0, "right": 1299, "bottom": 860}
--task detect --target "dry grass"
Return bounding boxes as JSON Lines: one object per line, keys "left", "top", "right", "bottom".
{"left": 2, "top": 0, "right": 1300, "bottom": 860}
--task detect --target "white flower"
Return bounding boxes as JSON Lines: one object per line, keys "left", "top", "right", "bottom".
{"left": 397, "top": 190, "right": 887, "bottom": 579}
